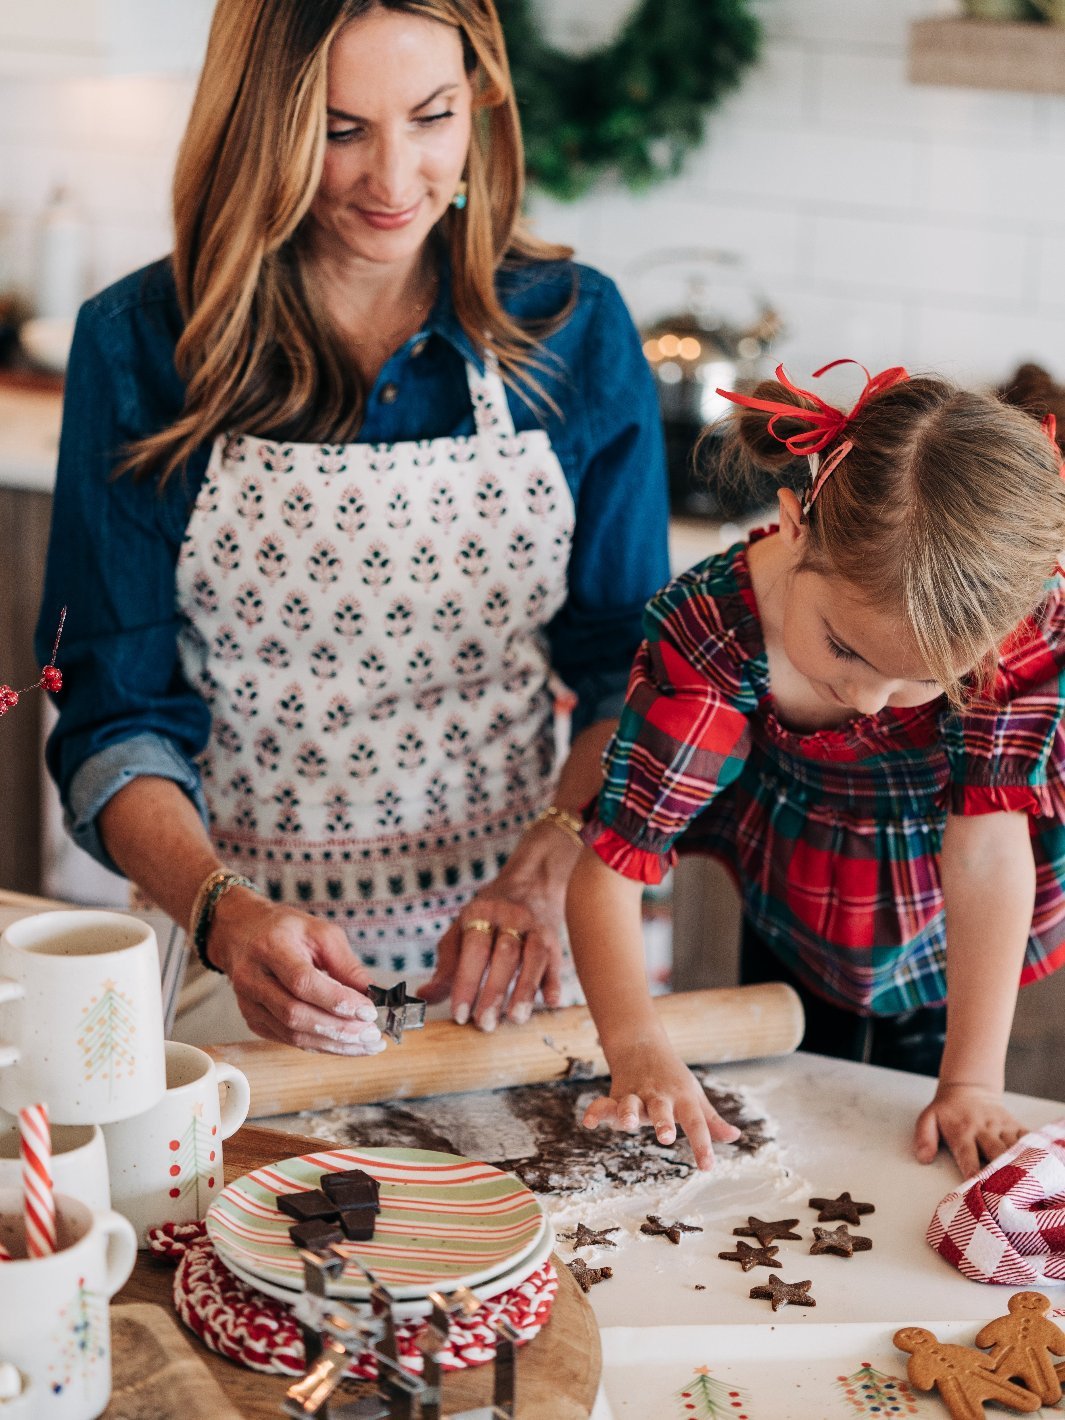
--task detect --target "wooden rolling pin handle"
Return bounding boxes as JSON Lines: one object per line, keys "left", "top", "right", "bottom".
{"left": 207, "top": 982, "right": 804, "bottom": 1120}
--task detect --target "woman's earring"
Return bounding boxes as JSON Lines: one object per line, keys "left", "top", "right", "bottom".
{"left": 451, "top": 180, "right": 468, "bottom": 210}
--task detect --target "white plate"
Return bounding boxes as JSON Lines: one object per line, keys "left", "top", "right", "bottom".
{"left": 207, "top": 1146, "right": 546, "bottom": 1301}
{"left": 216, "top": 1216, "right": 556, "bottom": 1319}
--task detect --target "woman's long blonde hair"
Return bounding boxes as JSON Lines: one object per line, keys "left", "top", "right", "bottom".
{"left": 729, "top": 374, "right": 1065, "bottom": 705}
{"left": 126, "top": 0, "right": 571, "bottom": 485}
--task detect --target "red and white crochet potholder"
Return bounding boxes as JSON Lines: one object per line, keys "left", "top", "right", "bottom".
{"left": 927, "top": 1118, "right": 1065, "bottom": 1285}
{"left": 147, "top": 1221, "right": 557, "bottom": 1380}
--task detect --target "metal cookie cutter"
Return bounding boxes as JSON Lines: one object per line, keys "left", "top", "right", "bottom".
{"left": 366, "top": 982, "right": 427, "bottom": 1044}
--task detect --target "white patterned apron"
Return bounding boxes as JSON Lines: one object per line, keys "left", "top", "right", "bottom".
{"left": 175, "top": 362, "right": 575, "bottom": 976}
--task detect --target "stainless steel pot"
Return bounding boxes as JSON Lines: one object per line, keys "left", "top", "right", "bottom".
{"left": 635, "top": 247, "right": 782, "bottom": 423}
{"left": 632, "top": 249, "right": 783, "bottom": 517}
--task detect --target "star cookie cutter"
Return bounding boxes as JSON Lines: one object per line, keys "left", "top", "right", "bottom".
{"left": 366, "top": 981, "right": 427, "bottom": 1044}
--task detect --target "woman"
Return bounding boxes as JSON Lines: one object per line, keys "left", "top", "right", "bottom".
{"left": 37, "top": 0, "right": 669, "bottom": 1055}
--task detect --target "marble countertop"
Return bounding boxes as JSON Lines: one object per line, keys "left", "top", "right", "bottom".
{"left": 264, "top": 1051, "right": 1065, "bottom": 1419}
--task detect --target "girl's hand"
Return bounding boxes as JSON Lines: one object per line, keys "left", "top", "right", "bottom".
{"left": 207, "top": 888, "right": 387, "bottom": 1055}
{"left": 421, "top": 818, "right": 581, "bottom": 1030}
{"left": 913, "top": 1082, "right": 1027, "bottom": 1179}
{"left": 583, "top": 1037, "right": 741, "bottom": 1170}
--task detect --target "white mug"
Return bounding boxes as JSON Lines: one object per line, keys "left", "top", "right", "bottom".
{"left": 0, "top": 1119, "right": 110, "bottom": 1214}
{"left": 0, "top": 1189, "right": 137, "bottom": 1420}
{"left": 0, "top": 911, "right": 166, "bottom": 1124}
{"left": 103, "top": 1041, "right": 250, "bottom": 1244}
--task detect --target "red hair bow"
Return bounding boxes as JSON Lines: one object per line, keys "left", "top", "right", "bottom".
{"left": 716, "top": 358, "right": 910, "bottom": 457}
{"left": 717, "top": 359, "right": 909, "bottom": 513}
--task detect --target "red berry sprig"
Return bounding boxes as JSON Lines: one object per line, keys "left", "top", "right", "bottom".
{"left": 0, "top": 607, "right": 66, "bottom": 717}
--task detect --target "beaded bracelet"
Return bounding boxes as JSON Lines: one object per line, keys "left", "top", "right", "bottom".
{"left": 532, "top": 804, "right": 585, "bottom": 847}
{"left": 190, "top": 868, "right": 256, "bottom": 973}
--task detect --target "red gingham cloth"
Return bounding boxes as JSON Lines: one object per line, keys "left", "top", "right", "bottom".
{"left": 927, "top": 1118, "right": 1065, "bottom": 1285}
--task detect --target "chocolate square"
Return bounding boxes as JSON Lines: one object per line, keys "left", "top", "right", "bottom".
{"left": 289, "top": 1219, "right": 344, "bottom": 1253}
{"left": 339, "top": 1207, "right": 377, "bottom": 1242}
{"left": 321, "top": 1170, "right": 380, "bottom": 1210}
{"left": 277, "top": 1188, "right": 339, "bottom": 1222}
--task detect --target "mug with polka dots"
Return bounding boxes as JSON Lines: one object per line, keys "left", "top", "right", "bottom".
{"left": 101, "top": 1041, "right": 249, "bottom": 1245}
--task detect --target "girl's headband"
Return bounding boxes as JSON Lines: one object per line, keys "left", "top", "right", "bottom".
{"left": 717, "top": 358, "right": 910, "bottom": 513}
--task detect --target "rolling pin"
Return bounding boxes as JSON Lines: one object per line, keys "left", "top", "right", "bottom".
{"left": 206, "top": 983, "right": 804, "bottom": 1119}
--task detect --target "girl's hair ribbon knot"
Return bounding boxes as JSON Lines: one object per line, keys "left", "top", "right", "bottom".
{"left": 716, "top": 359, "right": 909, "bottom": 513}
{"left": 716, "top": 358, "right": 910, "bottom": 456}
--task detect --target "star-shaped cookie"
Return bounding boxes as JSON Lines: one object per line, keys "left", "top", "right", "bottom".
{"left": 733, "top": 1215, "right": 802, "bottom": 1248}
{"left": 749, "top": 1276, "right": 817, "bottom": 1311}
{"left": 809, "top": 1225, "right": 872, "bottom": 1257}
{"left": 567, "top": 1257, "right": 613, "bottom": 1293}
{"left": 717, "top": 1240, "right": 782, "bottom": 1272}
{"left": 640, "top": 1215, "right": 703, "bottom": 1245}
{"left": 559, "top": 1222, "right": 619, "bottom": 1251}
{"left": 809, "top": 1192, "right": 875, "bottom": 1226}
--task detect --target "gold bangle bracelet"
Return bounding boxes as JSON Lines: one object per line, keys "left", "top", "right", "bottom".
{"left": 532, "top": 804, "right": 585, "bottom": 846}
{"left": 188, "top": 868, "right": 230, "bottom": 945}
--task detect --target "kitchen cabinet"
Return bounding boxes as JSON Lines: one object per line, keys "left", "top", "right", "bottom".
{"left": 0, "top": 0, "right": 214, "bottom": 77}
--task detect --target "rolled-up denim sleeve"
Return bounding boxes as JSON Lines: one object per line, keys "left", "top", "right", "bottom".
{"left": 545, "top": 277, "right": 670, "bottom": 736}
{"left": 35, "top": 293, "right": 212, "bottom": 873}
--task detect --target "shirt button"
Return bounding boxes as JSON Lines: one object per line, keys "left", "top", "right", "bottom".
{"left": 410, "top": 339, "right": 427, "bottom": 358}
{"left": 380, "top": 382, "right": 399, "bottom": 404}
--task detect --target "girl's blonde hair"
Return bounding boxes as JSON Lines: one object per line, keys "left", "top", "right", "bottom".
{"left": 126, "top": 0, "right": 571, "bottom": 486}
{"left": 731, "top": 374, "right": 1065, "bottom": 704}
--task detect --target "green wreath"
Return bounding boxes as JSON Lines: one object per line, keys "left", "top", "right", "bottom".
{"left": 497, "top": 0, "right": 762, "bottom": 201}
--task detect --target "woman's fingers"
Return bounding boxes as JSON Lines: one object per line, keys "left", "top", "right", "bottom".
{"left": 505, "top": 931, "right": 552, "bottom": 1024}
{"left": 268, "top": 944, "right": 379, "bottom": 1022}
{"left": 419, "top": 922, "right": 460, "bottom": 1004}
{"left": 474, "top": 924, "right": 534, "bottom": 1029}
{"left": 448, "top": 920, "right": 493, "bottom": 1025}
{"left": 240, "top": 997, "right": 386, "bottom": 1056}
{"left": 248, "top": 965, "right": 384, "bottom": 1052}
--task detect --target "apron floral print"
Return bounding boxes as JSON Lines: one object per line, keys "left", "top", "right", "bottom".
{"left": 176, "top": 363, "right": 575, "bottom": 975}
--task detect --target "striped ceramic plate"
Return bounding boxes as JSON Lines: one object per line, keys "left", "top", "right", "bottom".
{"left": 205, "top": 1147, "right": 546, "bottom": 1300}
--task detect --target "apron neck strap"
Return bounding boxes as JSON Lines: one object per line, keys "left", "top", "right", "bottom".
{"left": 466, "top": 357, "right": 516, "bottom": 438}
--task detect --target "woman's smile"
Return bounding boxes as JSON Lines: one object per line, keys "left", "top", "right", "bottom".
{"left": 353, "top": 200, "right": 423, "bottom": 231}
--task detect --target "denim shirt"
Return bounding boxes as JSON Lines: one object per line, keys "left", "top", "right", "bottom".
{"left": 37, "top": 255, "right": 670, "bottom": 872}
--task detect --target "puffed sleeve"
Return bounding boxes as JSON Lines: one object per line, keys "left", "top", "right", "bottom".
{"left": 544, "top": 273, "right": 670, "bottom": 735}
{"left": 944, "top": 599, "right": 1065, "bottom": 819}
{"left": 34, "top": 282, "right": 213, "bottom": 872}
{"left": 581, "top": 573, "right": 758, "bottom": 883}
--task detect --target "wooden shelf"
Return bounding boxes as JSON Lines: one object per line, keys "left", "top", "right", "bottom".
{"left": 909, "top": 16, "right": 1065, "bottom": 94}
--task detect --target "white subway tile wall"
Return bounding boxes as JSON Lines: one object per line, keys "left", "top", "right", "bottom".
{"left": 0, "top": 0, "right": 1061, "bottom": 386}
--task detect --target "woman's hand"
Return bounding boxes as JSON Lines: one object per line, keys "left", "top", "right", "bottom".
{"left": 583, "top": 1035, "right": 741, "bottom": 1170}
{"left": 420, "top": 818, "right": 581, "bottom": 1030}
{"left": 206, "top": 888, "right": 386, "bottom": 1055}
{"left": 913, "top": 1082, "right": 1027, "bottom": 1179}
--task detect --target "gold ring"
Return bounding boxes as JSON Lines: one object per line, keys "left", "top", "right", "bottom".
{"left": 464, "top": 918, "right": 494, "bottom": 934}
{"left": 497, "top": 927, "right": 525, "bottom": 943}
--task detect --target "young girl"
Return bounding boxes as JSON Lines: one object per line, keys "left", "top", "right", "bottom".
{"left": 567, "top": 361, "right": 1065, "bottom": 1180}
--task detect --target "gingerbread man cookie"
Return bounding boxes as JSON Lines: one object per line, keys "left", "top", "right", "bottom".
{"left": 893, "top": 1327, "right": 1041, "bottom": 1420}
{"left": 975, "top": 1290, "right": 1065, "bottom": 1407}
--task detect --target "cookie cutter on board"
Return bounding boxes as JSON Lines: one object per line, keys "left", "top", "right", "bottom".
{"left": 284, "top": 1248, "right": 518, "bottom": 1420}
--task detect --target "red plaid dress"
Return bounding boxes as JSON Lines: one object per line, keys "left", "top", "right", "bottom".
{"left": 583, "top": 535, "right": 1065, "bottom": 1015}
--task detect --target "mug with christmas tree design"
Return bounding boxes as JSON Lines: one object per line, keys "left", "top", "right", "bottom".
{"left": 0, "top": 911, "right": 166, "bottom": 1125}
{"left": 102, "top": 1041, "right": 250, "bottom": 1244}
{"left": 0, "top": 1189, "right": 136, "bottom": 1420}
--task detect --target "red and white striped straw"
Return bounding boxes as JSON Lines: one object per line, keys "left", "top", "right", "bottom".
{"left": 19, "top": 1104, "right": 56, "bottom": 1258}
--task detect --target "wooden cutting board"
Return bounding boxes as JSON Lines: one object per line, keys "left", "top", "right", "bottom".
{"left": 114, "top": 1123, "right": 601, "bottom": 1419}
{"left": 105, "top": 1303, "right": 243, "bottom": 1418}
